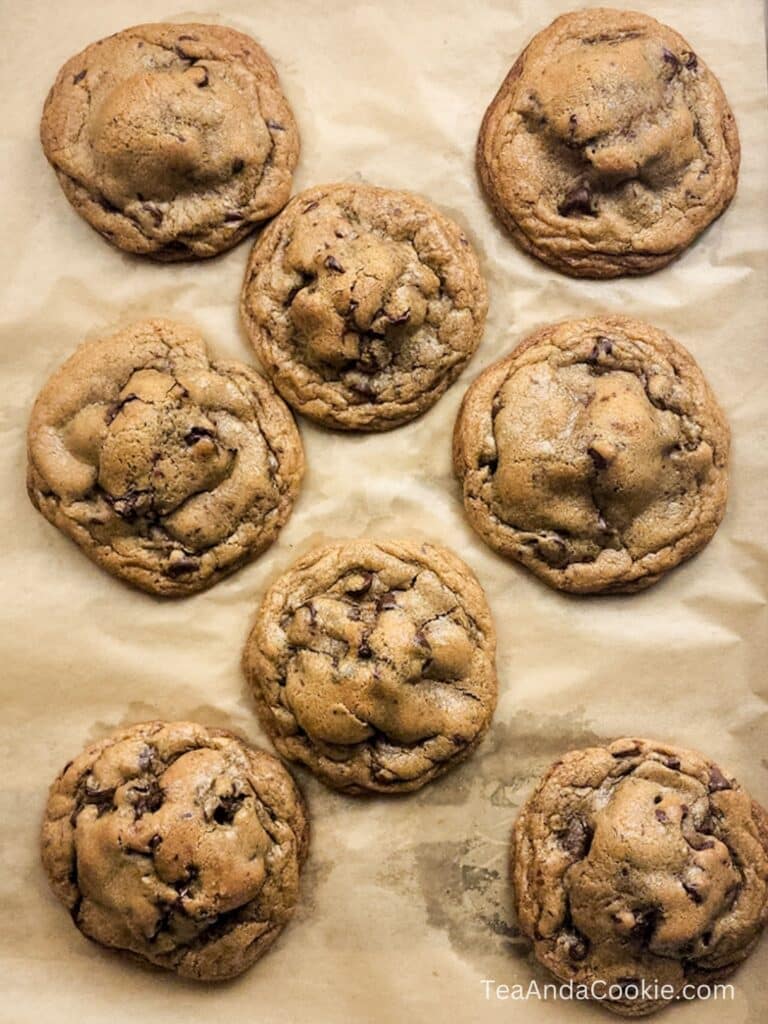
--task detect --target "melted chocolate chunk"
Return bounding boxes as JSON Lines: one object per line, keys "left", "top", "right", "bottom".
{"left": 132, "top": 780, "right": 164, "bottom": 818}
{"left": 184, "top": 426, "right": 215, "bottom": 446}
{"left": 561, "top": 816, "right": 593, "bottom": 858}
{"left": 324, "top": 255, "right": 345, "bottom": 273}
{"left": 558, "top": 184, "right": 596, "bottom": 217}
{"left": 212, "top": 792, "right": 246, "bottom": 825}
{"left": 709, "top": 766, "right": 732, "bottom": 792}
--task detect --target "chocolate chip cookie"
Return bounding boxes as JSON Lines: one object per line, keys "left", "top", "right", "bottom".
{"left": 453, "top": 316, "right": 729, "bottom": 593}
{"left": 27, "top": 318, "right": 303, "bottom": 596}
{"left": 241, "top": 183, "right": 488, "bottom": 431}
{"left": 41, "top": 721, "right": 309, "bottom": 980}
{"left": 477, "top": 9, "right": 740, "bottom": 277}
{"left": 40, "top": 23, "right": 299, "bottom": 260}
{"left": 512, "top": 738, "right": 768, "bottom": 1015}
{"left": 243, "top": 539, "right": 497, "bottom": 793}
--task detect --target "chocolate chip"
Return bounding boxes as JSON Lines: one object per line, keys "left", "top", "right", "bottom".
{"left": 72, "top": 70, "right": 87, "bottom": 84}
{"left": 558, "top": 184, "right": 596, "bottom": 217}
{"left": 662, "top": 48, "right": 680, "bottom": 71}
{"left": 631, "top": 908, "right": 661, "bottom": 947}
{"left": 132, "top": 780, "right": 164, "bottom": 818}
{"left": 324, "top": 255, "right": 345, "bottom": 273}
{"left": 686, "top": 833, "right": 715, "bottom": 851}
{"left": 683, "top": 881, "right": 704, "bottom": 904}
{"left": 655, "top": 808, "right": 668, "bottom": 823}
{"left": 377, "top": 591, "right": 398, "bottom": 611}
{"left": 73, "top": 785, "right": 116, "bottom": 824}
{"left": 184, "top": 426, "right": 215, "bottom": 446}
{"left": 232, "top": 158, "right": 245, "bottom": 174}
{"left": 682, "top": 51, "right": 698, "bottom": 70}
{"left": 358, "top": 640, "right": 373, "bottom": 659}
{"left": 166, "top": 556, "right": 198, "bottom": 578}
{"left": 664, "top": 756, "right": 681, "bottom": 770}
{"left": 212, "top": 793, "right": 245, "bottom": 825}
{"left": 561, "top": 817, "right": 593, "bottom": 858}
{"left": 148, "top": 833, "right": 163, "bottom": 851}
{"left": 587, "top": 446, "right": 608, "bottom": 470}
{"left": 111, "top": 489, "right": 151, "bottom": 521}
{"left": 709, "top": 766, "right": 732, "bottom": 792}
{"left": 266, "top": 120, "right": 285, "bottom": 131}
{"left": 346, "top": 572, "right": 373, "bottom": 595}
{"left": 588, "top": 336, "right": 614, "bottom": 364}
{"left": 223, "top": 211, "right": 243, "bottom": 222}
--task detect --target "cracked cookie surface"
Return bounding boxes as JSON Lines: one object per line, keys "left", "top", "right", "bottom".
{"left": 453, "top": 316, "right": 729, "bottom": 593}
{"left": 244, "top": 539, "right": 497, "bottom": 793}
{"left": 40, "top": 23, "right": 299, "bottom": 260}
{"left": 41, "top": 721, "right": 309, "bottom": 981}
{"left": 512, "top": 738, "right": 768, "bottom": 1015}
{"left": 27, "top": 318, "right": 303, "bottom": 596}
{"left": 241, "top": 183, "right": 488, "bottom": 431}
{"left": 477, "top": 8, "right": 739, "bottom": 277}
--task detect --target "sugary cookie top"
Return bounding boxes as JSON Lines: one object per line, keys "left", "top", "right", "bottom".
{"left": 241, "top": 184, "right": 487, "bottom": 430}
{"left": 453, "top": 317, "right": 729, "bottom": 593}
{"left": 41, "top": 23, "right": 299, "bottom": 259}
{"left": 244, "top": 540, "right": 497, "bottom": 792}
{"left": 513, "top": 738, "right": 768, "bottom": 1015}
{"left": 27, "top": 318, "right": 303, "bottom": 595}
{"left": 478, "top": 8, "right": 739, "bottom": 277}
{"left": 41, "top": 721, "right": 308, "bottom": 980}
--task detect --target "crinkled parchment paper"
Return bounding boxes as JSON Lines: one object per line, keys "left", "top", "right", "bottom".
{"left": 0, "top": 1, "right": 766, "bottom": 1021}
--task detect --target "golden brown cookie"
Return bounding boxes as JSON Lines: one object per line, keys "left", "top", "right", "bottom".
{"left": 477, "top": 9, "right": 739, "bottom": 277}
{"left": 241, "top": 183, "right": 488, "bottom": 431}
{"left": 453, "top": 316, "right": 729, "bottom": 593}
{"left": 27, "top": 318, "right": 303, "bottom": 596}
{"left": 512, "top": 738, "right": 768, "bottom": 1015}
{"left": 243, "top": 539, "right": 497, "bottom": 793}
{"left": 40, "top": 23, "right": 299, "bottom": 260}
{"left": 41, "top": 721, "right": 309, "bottom": 981}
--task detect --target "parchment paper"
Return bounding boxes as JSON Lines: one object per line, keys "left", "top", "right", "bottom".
{"left": 1, "top": 1, "right": 766, "bottom": 1021}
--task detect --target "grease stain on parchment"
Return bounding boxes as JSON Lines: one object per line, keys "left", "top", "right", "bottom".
{"left": 411, "top": 707, "right": 603, "bottom": 808}
{"left": 378, "top": 708, "right": 603, "bottom": 972}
